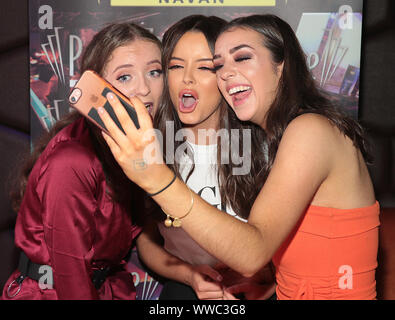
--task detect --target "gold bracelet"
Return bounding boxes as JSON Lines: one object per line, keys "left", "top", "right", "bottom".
{"left": 163, "top": 187, "right": 194, "bottom": 228}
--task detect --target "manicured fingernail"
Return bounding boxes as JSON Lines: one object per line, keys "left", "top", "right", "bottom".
{"left": 107, "top": 92, "right": 115, "bottom": 100}
{"left": 98, "top": 107, "right": 104, "bottom": 114}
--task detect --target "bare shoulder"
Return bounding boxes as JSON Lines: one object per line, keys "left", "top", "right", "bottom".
{"left": 267, "top": 113, "right": 338, "bottom": 189}
{"left": 279, "top": 113, "right": 339, "bottom": 154}
{"left": 285, "top": 113, "right": 336, "bottom": 137}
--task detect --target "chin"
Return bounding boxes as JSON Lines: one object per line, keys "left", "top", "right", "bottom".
{"left": 233, "top": 107, "right": 255, "bottom": 123}
{"left": 179, "top": 114, "right": 200, "bottom": 126}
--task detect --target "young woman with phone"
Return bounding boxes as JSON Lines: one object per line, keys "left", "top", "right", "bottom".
{"left": 135, "top": 15, "right": 275, "bottom": 300}
{"left": 99, "top": 15, "right": 379, "bottom": 300}
{"left": 2, "top": 22, "right": 163, "bottom": 300}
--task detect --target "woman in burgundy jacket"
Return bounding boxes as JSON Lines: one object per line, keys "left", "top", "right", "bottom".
{"left": 2, "top": 22, "right": 163, "bottom": 300}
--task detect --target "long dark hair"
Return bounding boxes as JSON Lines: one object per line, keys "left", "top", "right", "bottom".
{"left": 154, "top": 15, "right": 266, "bottom": 219}
{"left": 220, "top": 14, "right": 372, "bottom": 188}
{"left": 12, "top": 22, "right": 161, "bottom": 214}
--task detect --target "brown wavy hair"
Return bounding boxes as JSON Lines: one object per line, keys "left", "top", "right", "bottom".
{"left": 220, "top": 14, "right": 372, "bottom": 189}
{"left": 154, "top": 15, "right": 266, "bottom": 220}
{"left": 12, "top": 22, "right": 161, "bottom": 217}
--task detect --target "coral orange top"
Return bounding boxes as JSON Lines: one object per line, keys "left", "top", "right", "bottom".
{"left": 272, "top": 201, "right": 380, "bottom": 300}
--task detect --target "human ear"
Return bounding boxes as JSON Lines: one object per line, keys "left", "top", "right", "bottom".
{"left": 276, "top": 61, "right": 284, "bottom": 78}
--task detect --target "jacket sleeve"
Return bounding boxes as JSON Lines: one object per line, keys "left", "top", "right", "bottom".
{"left": 38, "top": 141, "right": 100, "bottom": 300}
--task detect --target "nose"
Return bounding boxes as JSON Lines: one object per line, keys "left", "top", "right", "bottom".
{"left": 182, "top": 66, "right": 195, "bottom": 85}
{"left": 133, "top": 75, "right": 151, "bottom": 97}
{"left": 218, "top": 64, "right": 236, "bottom": 81}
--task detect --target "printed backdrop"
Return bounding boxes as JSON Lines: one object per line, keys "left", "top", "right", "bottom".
{"left": 29, "top": 0, "right": 363, "bottom": 300}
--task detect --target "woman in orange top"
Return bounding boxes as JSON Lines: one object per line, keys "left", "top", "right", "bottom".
{"left": 97, "top": 14, "right": 379, "bottom": 299}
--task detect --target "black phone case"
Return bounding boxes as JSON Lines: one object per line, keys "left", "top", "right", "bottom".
{"left": 86, "top": 87, "right": 140, "bottom": 134}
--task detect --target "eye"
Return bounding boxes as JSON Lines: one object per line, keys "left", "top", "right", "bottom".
{"left": 235, "top": 55, "right": 251, "bottom": 62}
{"left": 116, "top": 74, "right": 131, "bottom": 83}
{"left": 168, "top": 64, "right": 183, "bottom": 70}
{"left": 149, "top": 69, "right": 163, "bottom": 78}
{"left": 213, "top": 64, "right": 223, "bottom": 72}
{"left": 198, "top": 66, "right": 215, "bottom": 72}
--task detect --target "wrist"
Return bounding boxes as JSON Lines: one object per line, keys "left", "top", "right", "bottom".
{"left": 147, "top": 169, "right": 176, "bottom": 197}
{"left": 183, "top": 264, "right": 196, "bottom": 287}
{"left": 141, "top": 164, "right": 174, "bottom": 195}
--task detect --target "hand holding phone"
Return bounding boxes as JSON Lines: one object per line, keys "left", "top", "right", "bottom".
{"left": 68, "top": 70, "right": 140, "bottom": 135}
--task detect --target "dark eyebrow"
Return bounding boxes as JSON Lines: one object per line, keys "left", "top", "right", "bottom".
{"left": 213, "top": 44, "right": 254, "bottom": 60}
{"left": 230, "top": 44, "right": 254, "bottom": 53}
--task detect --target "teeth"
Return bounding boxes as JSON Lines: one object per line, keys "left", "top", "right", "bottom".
{"left": 228, "top": 86, "right": 251, "bottom": 95}
{"left": 183, "top": 93, "right": 193, "bottom": 97}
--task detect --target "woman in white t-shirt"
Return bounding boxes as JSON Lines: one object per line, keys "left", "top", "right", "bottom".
{"left": 136, "top": 15, "right": 274, "bottom": 300}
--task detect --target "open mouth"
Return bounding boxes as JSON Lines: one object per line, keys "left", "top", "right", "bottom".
{"left": 179, "top": 90, "right": 198, "bottom": 113}
{"left": 228, "top": 85, "right": 252, "bottom": 96}
{"left": 227, "top": 85, "right": 252, "bottom": 106}
{"left": 182, "top": 93, "right": 196, "bottom": 108}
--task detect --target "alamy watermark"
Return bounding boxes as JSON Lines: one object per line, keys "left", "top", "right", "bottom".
{"left": 141, "top": 121, "right": 253, "bottom": 175}
{"left": 338, "top": 265, "right": 353, "bottom": 290}
{"left": 38, "top": 265, "right": 54, "bottom": 290}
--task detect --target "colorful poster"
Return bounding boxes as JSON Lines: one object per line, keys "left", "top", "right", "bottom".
{"left": 29, "top": 0, "right": 363, "bottom": 300}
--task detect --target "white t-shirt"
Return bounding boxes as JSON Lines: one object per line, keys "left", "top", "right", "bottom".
{"left": 158, "top": 142, "right": 247, "bottom": 266}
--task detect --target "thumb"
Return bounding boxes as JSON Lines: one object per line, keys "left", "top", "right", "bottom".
{"left": 196, "top": 264, "right": 223, "bottom": 282}
{"left": 223, "top": 289, "right": 239, "bottom": 300}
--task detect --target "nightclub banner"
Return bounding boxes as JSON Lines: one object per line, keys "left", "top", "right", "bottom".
{"left": 29, "top": 0, "right": 363, "bottom": 300}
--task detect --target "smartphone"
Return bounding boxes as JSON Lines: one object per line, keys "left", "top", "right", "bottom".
{"left": 68, "top": 70, "right": 140, "bottom": 135}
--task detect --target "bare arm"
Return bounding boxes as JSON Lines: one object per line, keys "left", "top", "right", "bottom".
{"left": 99, "top": 94, "right": 332, "bottom": 277}
{"left": 137, "top": 221, "right": 193, "bottom": 284}
{"left": 137, "top": 219, "right": 225, "bottom": 299}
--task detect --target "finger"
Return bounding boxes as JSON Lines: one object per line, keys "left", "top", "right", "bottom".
{"left": 97, "top": 103, "right": 130, "bottom": 147}
{"left": 193, "top": 278, "right": 223, "bottom": 295}
{"left": 129, "top": 95, "right": 153, "bottom": 131}
{"left": 194, "top": 276, "right": 223, "bottom": 293}
{"left": 105, "top": 92, "right": 139, "bottom": 138}
{"left": 101, "top": 131, "right": 121, "bottom": 157}
{"left": 110, "top": 92, "right": 139, "bottom": 135}
{"left": 197, "top": 289, "right": 224, "bottom": 300}
{"left": 196, "top": 282, "right": 223, "bottom": 293}
{"left": 223, "top": 290, "right": 239, "bottom": 300}
{"left": 196, "top": 265, "right": 223, "bottom": 282}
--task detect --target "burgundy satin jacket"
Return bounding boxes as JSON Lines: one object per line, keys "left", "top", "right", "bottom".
{"left": 2, "top": 118, "right": 141, "bottom": 300}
